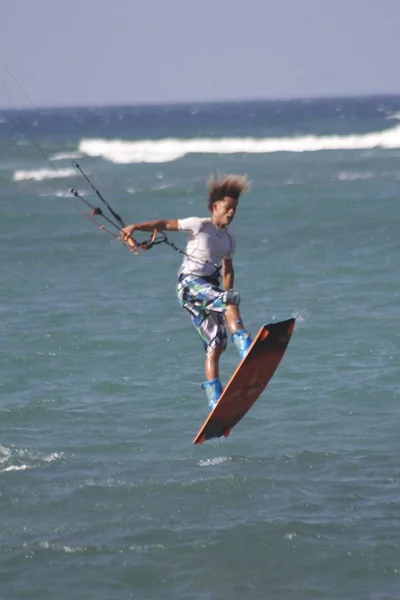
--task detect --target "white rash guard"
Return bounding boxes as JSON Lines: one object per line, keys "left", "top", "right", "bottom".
{"left": 177, "top": 217, "right": 235, "bottom": 278}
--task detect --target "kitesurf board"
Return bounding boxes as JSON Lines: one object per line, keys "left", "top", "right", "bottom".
{"left": 193, "top": 318, "right": 295, "bottom": 445}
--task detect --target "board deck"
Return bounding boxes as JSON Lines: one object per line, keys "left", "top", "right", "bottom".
{"left": 193, "top": 318, "right": 295, "bottom": 445}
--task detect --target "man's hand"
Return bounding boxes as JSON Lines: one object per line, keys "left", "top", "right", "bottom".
{"left": 120, "top": 225, "right": 139, "bottom": 253}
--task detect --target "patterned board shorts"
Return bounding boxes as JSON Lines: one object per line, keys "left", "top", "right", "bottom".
{"left": 176, "top": 274, "right": 229, "bottom": 354}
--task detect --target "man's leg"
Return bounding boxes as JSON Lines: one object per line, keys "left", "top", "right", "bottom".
{"left": 176, "top": 275, "right": 251, "bottom": 406}
{"left": 225, "top": 303, "right": 244, "bottom": 334}
{"left": 225, "top": 303, "right": 252, "bottom": 360}
{"left": 205, "top": 340, "right": 224, "bottom": 380}
{"left": 202, "top": 340, "right": 225, "bottom": 410}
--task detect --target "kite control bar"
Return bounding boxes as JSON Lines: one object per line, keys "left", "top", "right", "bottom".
{"left": 70, "top": 163, "right": 163, "bottom": 255}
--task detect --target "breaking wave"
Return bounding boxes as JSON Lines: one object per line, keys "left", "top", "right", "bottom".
{"left": 78, "top": 124, "right": 400, "bottom": 164}
{"left": 13, "top": 168, "right": 75, "bottom": 182}
{"left": 0, "top": 444, "right": 62, "bottom": 473}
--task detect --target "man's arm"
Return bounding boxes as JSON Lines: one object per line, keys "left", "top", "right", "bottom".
{"left": 120, "top": 219, "right": 179, "bottom": 238}
{"left": 222, "top": 258, "right": 234, "bottom": 290}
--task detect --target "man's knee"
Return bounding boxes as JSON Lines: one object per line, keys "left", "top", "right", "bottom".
{"left": 206, "top": 339, "right": 226, "bottom": 356}
{"left": 222, "top": 288, "right": 240, "bottom": 306}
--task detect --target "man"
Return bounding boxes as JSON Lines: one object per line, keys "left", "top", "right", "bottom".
{"left": 120, "top": 173, "right": 252, "bottom": 410}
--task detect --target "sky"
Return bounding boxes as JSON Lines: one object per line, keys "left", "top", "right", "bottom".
{"left": 1, "top": 0, "right": 400, "bottom": 109}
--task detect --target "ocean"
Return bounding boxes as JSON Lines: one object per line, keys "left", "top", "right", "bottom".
{"left": 0, "top": 96, "right": 399, "bottom": 599}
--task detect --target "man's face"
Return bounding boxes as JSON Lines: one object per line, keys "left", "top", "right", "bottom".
{"left": 212, "top": 196, "right": 238, "bottom": 227}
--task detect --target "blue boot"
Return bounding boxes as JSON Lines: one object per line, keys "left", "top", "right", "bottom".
{"left": 202, "top": 378, "right": 223, "bottom": 411}
{"left": 232, "top": 329, "right": 252, "bottom": 360}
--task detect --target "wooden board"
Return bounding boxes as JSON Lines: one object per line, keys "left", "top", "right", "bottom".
{"left": 193, "top": 318, "right": 295, "bottom": 444}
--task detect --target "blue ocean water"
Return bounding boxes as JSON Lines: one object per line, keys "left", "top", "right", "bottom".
{"left": 1, "top": 96, "right": 399, "bottom": 599}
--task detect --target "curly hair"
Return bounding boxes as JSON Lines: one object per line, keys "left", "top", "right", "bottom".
{"left": 207, "top": 173, "right": 250, "bottom": 210}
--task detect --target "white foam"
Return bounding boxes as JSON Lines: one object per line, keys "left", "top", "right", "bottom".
{"left": 0, "top": 444, "right": 11, "bottom": 463}
{"left": 292, "top": 310, "right": 309, "bottom": 324}
{"left": 3, "top": 464, "right": 29, "bottom": 472}
{"left": 42, "top": 452, "right": 62, "bottom": 462}
{"left": 13, "top": 168, "right": 75, "bottom": 182}
{"left": 385, "top": 111, "right": 400, "bottom": 120}
{"left": 39, "top": 541, "right": 83, "bottom": 553}
{"left": 0, "top": 445, "right": 62, "bottom": 472}
{"left": 337, "top": 171, "right": 374, "bottom": 181}
{"left": 78, "top": 124, "right": 400, "bottom": 164}
{"left": 49, "top": 151, "right": 82, "bottom": 161}
{"left": 198, "top": 456, "right": 229, "bottom": 467}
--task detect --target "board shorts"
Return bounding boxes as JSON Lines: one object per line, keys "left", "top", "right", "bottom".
{"left": 176, "top": 274, "right": 228, "bottom": 354}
